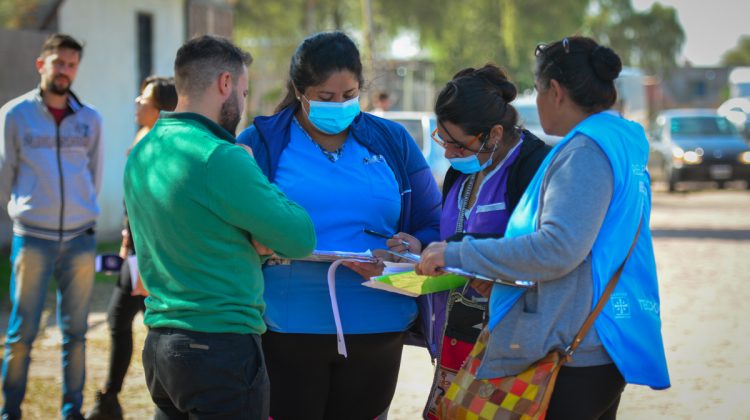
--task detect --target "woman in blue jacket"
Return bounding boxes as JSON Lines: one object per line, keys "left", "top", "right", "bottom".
{"left": 237, "top": 31, "right": 441, "bottom": 420}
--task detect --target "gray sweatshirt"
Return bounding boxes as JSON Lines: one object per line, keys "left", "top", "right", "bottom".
{"left": 444, "top": 134, "right": 615, "bottom": 378}
{"left": 0, "top": 89, "right": 102, "bottom": 240}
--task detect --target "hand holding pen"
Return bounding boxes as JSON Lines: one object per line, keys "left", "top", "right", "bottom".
{"left": 363, "top": 229, "right": 421, "bottom": 255}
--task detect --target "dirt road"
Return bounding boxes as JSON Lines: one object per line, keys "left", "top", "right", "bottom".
{"left": 389, "top": 189, "right": 750, "bottom": 419}
{"left": 2, "top": 189, "right": 749, "bottom": 419}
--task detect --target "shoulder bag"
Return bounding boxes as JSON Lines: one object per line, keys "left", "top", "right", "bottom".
{"left": 437, "top": 220, "right": 642, "bottom": 420}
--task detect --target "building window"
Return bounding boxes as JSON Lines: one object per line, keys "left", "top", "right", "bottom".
{"left": 690, "top": 80, "right": 706, "bottom": 98}
{"left": 137, "top": 13, "right": 153, "bottom": 88}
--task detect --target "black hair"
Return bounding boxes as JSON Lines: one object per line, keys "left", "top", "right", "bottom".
{"left": 535, "top": 36, "right": 622, "bottom": 113}
{"left": 434, "top": 64, "right": 520, "bottom": 142}
{"left": 174, "top": 35, "right": 252, "bottom": 98}
{"left": 276, "top": 31, "right": 364, "bottom": 113}
{"left": 40, "top": 33, "right": 83, "bottom": 58}
{"left": 140, "top": 76, "right": 178, "bottom": 111}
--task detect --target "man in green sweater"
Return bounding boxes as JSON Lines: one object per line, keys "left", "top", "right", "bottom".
{"left": 123, "top": 35, "right": 316, "bottom": 419}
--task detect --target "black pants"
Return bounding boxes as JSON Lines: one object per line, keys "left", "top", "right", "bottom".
{"left": 546, "top": 363, "right": 626, "bottom": 420}
{"left": 104, "top": 259, "right": 145, "bottom": 394}
{"left": 262, "top": 330, "right": 405, "bottom": 420}
{"left": 143, "top": 328, "right": 269, "bottom": 419}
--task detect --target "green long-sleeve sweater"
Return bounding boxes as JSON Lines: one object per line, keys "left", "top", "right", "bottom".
{"left": 124, "top": 112, "right": 316, "bottom": 334}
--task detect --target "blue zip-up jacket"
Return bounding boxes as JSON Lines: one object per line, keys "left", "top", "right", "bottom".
{"left": 238, "top": 106, "right": 441, "bottom": 247}
{"left": 237, "top": 106, "right": 442, "bottom": 341}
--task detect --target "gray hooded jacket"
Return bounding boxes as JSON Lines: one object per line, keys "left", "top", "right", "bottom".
{"left": 445, "top": 135, "right": 615, "bottom": 378}
{"left": 0, "top": 89, "right": 102, "bottom": 240}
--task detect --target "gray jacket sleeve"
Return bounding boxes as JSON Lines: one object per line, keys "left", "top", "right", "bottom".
{"left": 0, "top": 105, "right": 18, "bottom": 205}
{"left": 88, "top": 112, "right": 104, "bottom": 196}
{"left": 444, "top": 135, "right": 614, "bottom": 282}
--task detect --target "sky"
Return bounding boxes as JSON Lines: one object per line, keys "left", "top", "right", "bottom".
{"left": 632, "top": 0, "right": 749, "bottom": 66}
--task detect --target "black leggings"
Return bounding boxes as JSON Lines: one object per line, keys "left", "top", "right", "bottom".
{"left": 103, "top": 259, "right": 145, "bottom": 394}
{"left": 546, "top": 363, "right": 626, "bottom": 420}
{"left": 262, "top": 330, "right": 405, "bottom": 420}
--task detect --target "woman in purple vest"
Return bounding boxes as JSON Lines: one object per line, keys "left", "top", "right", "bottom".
{"left": 392, "top": 64, "right": 551, "bottom": 419}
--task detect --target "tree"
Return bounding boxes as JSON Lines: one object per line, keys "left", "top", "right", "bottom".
{"left": 0, "top": 0, "right": 49, "bottom": 29}
{"left": 626, "top": 3, "right": 685, "bottom": 73}
{"left": 721, "top": 35, "right": 750, "bottom": 66}
{"left": 234, "top": 0, "right": 592, "bottom": 112}
{"left": 377, "top": 0, "right": 589, "bottom": 90}
{"left": 234, "top": 0, "right": 365, "bottom": 115}
{"left": 584, "top": 0, "right": 684, "bottom": 75}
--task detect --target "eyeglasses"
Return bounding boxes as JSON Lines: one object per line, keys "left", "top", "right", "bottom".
{"left": 431, "top": 128, "right": 482, "bottom": 151}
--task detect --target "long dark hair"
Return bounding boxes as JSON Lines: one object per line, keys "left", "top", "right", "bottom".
{"left": 535, "top": 36, "right": 622, "bottom": 113}
{"left": 275, "top": 31, "right": 364, "bottom": 113}
{"left": 435, "top": 64, "right": 520, "bottom": 142}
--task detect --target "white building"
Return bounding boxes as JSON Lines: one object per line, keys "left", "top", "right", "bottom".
{"left": 0, "top": 0, "right": 233, "bottom": 245}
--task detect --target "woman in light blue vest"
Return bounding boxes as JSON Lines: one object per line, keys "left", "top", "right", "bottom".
{"left": 417, "top": 36, "right": 670, "bottom": 419}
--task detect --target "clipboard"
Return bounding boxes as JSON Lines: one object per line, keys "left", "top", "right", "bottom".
{"left": 383, "top": 249, "right": 535, "bottom": 289}
{"left": 363, "top": 270, "right": 468, "bottom": 297}
{"left": 267, "top": 249, "right": 379, "bottom": 265}
{"left": 301, "top": 250, "right": 378, "bottom": 263}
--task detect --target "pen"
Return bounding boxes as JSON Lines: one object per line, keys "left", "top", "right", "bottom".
{"left": 363, "top": 228, "right": 410, "bottom": 249}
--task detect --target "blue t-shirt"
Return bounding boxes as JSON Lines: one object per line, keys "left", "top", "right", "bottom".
{"left": 263, "top": 119, "right": 418, "bottom": 334}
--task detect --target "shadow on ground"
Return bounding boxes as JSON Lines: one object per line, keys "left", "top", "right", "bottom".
{"left": 651, "top": 228, "right": 750, "bottom": 241}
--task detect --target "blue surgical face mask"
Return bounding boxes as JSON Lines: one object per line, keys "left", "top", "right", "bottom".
{"left": 447, "top": 141, "right": 498, "bottom": 174}
{"left": 302, "top": 96, "right": 361, "bottom": 135}
{"left": 448, "top": 155, "right": 492, "bottom": 174}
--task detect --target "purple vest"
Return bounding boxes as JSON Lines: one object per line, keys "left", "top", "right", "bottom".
{"left": 440, "top": 143, "right": 522, "bottom": 239}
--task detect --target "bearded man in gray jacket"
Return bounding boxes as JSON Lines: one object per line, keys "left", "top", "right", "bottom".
{"left": 0, "top": 33, "right": 102, "bottom": 420}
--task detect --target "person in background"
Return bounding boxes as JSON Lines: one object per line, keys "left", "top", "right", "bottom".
{"left": 237, "top": 31, "right": 441, "bottom": 420}
{"left": 417, "top": 36, "right": 670, "bottom": 419}
{"left": 125, "top": 35, "right": 316, "bottom": 419}
{"left": 372, "top": 91, "right": 392, "bottom": 113}
{"left": 0, "top": 33, "right": 103, "bottom": 420}
{"left": 86, "top": 76, "right": 177, "bottom": 420}
{"left": 390, "top": 64, "right": 550, "bottom": 419}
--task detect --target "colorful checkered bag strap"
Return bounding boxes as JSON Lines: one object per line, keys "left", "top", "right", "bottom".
{"left": 564, "top": 218, "right": 642, "bottom": 359}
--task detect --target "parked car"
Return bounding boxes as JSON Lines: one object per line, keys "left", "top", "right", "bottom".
{"left": 514, "top": 94, "right": 562, "bottom": 146}
{"left": 648, "top": 109, "right": 750, "bottom": 192}
{"left": 374, "top": 111, "right": 449, "bottom": 186}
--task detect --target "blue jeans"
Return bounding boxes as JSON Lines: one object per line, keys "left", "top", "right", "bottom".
{"left": 143, "top": 328, "right": 270, "bottom": 420}
{"left": 2, "top": 233, "right": 95, "bottom": 419}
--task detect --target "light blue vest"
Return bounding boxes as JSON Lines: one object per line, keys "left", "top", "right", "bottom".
{"left": 490, "top": 112, "right": 670, "bottom": 389}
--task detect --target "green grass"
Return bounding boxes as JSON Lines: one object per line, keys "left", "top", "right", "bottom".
{"left": 0, "top": 240, "right": 120, "bottom": 302}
